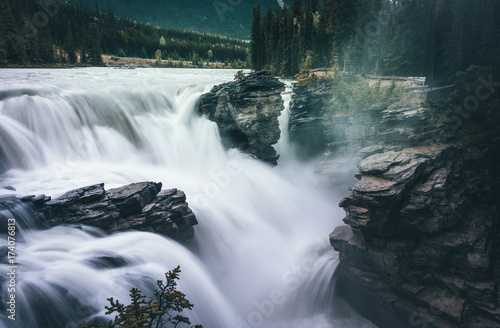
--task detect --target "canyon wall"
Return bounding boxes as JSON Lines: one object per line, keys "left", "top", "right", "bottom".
{"left": 289, "top": 81, "right": 500, "bottom": 328}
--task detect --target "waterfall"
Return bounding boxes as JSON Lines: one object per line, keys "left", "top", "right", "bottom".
{"left": 275, "top": 80, "right": 295, "bottom": 163}
{"left": 0, "top": 68, "right": 376, "bottom": 328}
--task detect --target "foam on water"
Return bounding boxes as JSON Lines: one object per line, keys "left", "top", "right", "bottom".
{"left": 0, "top": 68, "right": 376, "bottom": 328}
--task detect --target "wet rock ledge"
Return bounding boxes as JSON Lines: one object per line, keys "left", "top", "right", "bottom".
{"left": 198, "top": 71, "right": 285, "bottom": 165}
{"left": 1, "top": 182, "right": 198, "bottom": 242}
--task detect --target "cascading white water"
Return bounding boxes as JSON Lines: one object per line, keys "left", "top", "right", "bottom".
{"left": 0, "top": 68, "right": 376, "bottom": 328}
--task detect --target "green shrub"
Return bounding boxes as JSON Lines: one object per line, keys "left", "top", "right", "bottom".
{"left": 331, "top": 74, "right": 405, "bottom": 113}
{"left": 82, "top": 266, "right": 202, "bottom": 328}
{"left": 234, "top": 70, "right": 245, "bottom": 81}
{"left": 117, "top": 48, "right": 126, "bottom": 58}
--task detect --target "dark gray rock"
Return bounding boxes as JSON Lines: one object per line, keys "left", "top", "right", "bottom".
{"left": 0, "top": 193, "right": 50, "bottom": 235}
{"left": 288, "top": 80, "right": 335, "bottom": 158}
{"left": 107, "top": 182, "right": 162, "bottom": 216}
{"left": 329, "top": 96, "right": 500, "bottom": 327}
{"left": 40, "top": 182, "right": 198, "bottom": 242}
{"left": 86, "top": 255, "right": 129, "bottom": 269}
{"left": 44, "top": 183, "right": 121, "bottom": 228}
{"left": 379, "top": 98, "right": 452, "bottom": 145}
{"left": 198, "top": 71, "right": 285, "bottom": 165}
{"left": 288, "top": 79, "right": 390, "bottom": 159}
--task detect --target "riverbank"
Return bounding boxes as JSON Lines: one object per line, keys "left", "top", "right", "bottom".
{"left": 0, "top": 55, "right": 248, "bottom": 69}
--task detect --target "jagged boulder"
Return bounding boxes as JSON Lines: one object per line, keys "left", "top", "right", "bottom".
{"left": 340, "top": 145, "right": 457, "bottom": 238}
{"left": 44, "top": 182, "right": 198, "bottom": 241}
{"left": 0, "top": 182, "right": 198, "bottom": 242}
{"left": 198, "top": 71, "right": 285, "bottom": 165}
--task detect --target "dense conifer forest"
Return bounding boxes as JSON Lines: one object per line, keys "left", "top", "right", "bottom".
{"left": 250, "top": 0, "right": 500, "bottom": 83}
{"left": 0, "top": 0, "right": 249, "bottom": 67}
{"left": 70, "top": 0, "right": 279, "bottom": 40}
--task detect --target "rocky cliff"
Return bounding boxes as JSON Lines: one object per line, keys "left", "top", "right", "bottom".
{"left": 288, "top": 82, "right": 455, "bottom": 160}
{"left": 0, "top": 182, "right": 198, "bottom": 242}
{"left": 198, "top": 71, "right": 285, "bottom": 165}
{"left": 288, "top": 80, "right": 391, "bottom": 160}
{"left": 322, "top": 96, "right": 500, "bottom": 327}
{"left": 197, "top": 75, "right": 499, "bottom": 326}
{"left": 288, "top": 80, "right": 336, "bottom": 158}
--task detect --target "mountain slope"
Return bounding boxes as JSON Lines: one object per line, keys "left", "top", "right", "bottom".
{"left": 71, "top": 0, "right": 285, "bottom": 40}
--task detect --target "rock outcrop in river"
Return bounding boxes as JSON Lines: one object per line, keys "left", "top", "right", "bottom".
{"left": 1, "top": 182, "right": 198, "bottom": 242}
{"left": 198, "top": 71, "right": 285, "bottom": 165}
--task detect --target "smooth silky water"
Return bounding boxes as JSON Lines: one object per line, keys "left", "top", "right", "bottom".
{"left": 0, "top": 68, "right": 376, "bottom": 328}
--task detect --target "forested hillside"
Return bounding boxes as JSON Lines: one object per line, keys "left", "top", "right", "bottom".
{"left": 251, "top": 0, "right": 500, "bottom": 83}
{"left": 0, "top": 0, "right": 249, "bottom": 67}
{"left": 71, "top": 0, "right": 280, "bottom": 40}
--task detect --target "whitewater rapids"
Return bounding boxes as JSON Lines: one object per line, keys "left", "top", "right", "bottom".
{"left": 0, "top": 68, "right": 376, "bottom": 328}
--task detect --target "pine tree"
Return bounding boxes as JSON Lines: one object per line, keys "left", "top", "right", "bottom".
{"left": 280, "top": 9, "right": 294, "bottom": 76}
{"left": 65, "top": 27, "right": 77, "bottom": 64}
{"left": 0, "top": 0, "right": 27, "bottom": 64}
{"left": 261, "top": 5, "right": 275, "bottom": 69}
{"left": 38, "top": 26, "right": 54, "bottom": 63}
{"left": 82, "top": 266, "right": 203, "bottom": 328}
{"left": 270, "top": 7, "right": 282, "bottom": 74}
{"left": 80, "top": 46, "right": 88, "bottom": 64}
{"left": 0, "top": 35, "right": 6, "bottom": 66}
{"left": 479, "top": 0, "right": 500, "bottom": 73}
{"left": 250, "top": 4, "right": 264, "bottom": 71}
{"left": 303, "top": 0, "right": 318, "bottom": 52}
{"left": 291, "top": 0, "right": 303, "bottom": 20}
{"left": 155, "top": 49, "right": 162, "bottom": 65}
{"left": 87, "top": 23, "right": 103, "bottom": 66}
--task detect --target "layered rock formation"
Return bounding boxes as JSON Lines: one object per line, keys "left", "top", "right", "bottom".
{"left": 288, "top": 85, "right": 453, "bottom": 160}
{"left": 288, "top": 79, "right": 336, "bottom": 158}
{"left": 198, "top": 71, "right": 285, "bottom": 165}
{"left": 0, "top": 182, "right": 198, "bottom": 242}
{"left": 327, "top": 97, "right": 500, "bottom": 327}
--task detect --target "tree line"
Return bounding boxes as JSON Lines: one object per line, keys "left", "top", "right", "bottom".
{"left": 251, "top": 0, "right": 500, "bottom": 84}
{"left": 251, "top": 0, "right": 354, "bottom": 77}
{"left": 0, "top": 0, "right": 249, "bottom": 67}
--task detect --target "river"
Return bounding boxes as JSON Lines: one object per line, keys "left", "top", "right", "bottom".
{"left": 0, "top": 68, "right": 376, "bottom": 328}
